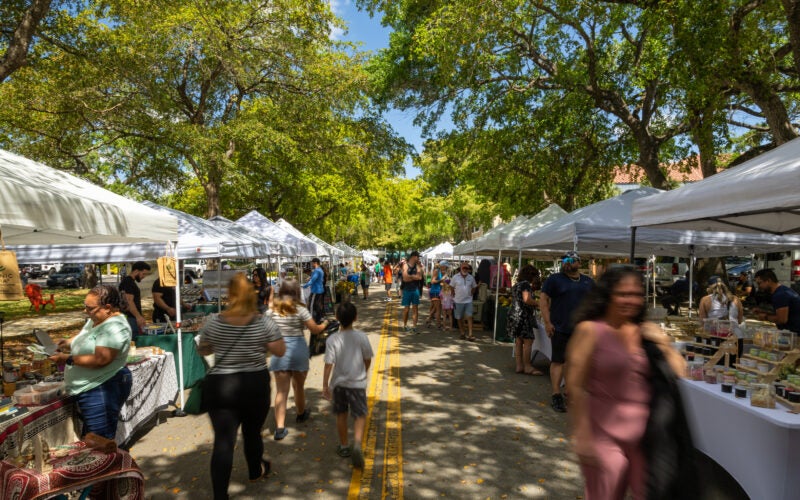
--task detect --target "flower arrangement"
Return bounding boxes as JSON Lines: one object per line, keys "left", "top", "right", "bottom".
{"left": 335, "top": 280, "right": 355, "bottom": 295}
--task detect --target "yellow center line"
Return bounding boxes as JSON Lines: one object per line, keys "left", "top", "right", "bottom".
{"left": 382, "top": 307, "right": 403, "bottom": 499}
{"left": 348, "top": 301, "right": 391, "bottom": 498}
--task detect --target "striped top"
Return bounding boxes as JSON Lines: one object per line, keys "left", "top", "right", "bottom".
{"left": 267, "top": 306, "right": 313, "bottom": 337}
{"left": 199, "top": 313, "right": 283, "bottom": 375}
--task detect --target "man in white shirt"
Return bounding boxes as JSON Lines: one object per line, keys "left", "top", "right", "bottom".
{"left": 451, "top": 262, "right": 478, "bottom": 341}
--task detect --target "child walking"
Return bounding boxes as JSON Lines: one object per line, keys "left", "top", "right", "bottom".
{"left": 322, "top": 302, "right": 374, "bottom": 468}
{"left": 440, "top": 281, "right": 454, "bottom": 331}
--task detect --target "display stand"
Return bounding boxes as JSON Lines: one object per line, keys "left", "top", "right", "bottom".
{"left": 735, "top": 350, "right": 800, "bottom": 384}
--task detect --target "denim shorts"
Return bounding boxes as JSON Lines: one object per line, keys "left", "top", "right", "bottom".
{"left": 454, "top": 302, "right": 473, "bottom": 319}
{"left": 76, "top": 366, "right": 133, "bottom": 440}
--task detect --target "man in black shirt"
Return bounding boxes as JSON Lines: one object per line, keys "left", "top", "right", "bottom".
{"left": 119, "top": 261, "right": 151, "bottom": 339}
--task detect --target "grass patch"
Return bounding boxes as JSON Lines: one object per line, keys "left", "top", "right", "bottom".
{"left": 0, "top": 288, "right": 87, "bottom": 321}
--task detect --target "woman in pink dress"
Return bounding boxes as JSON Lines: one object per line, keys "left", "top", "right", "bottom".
{"left": 567, "top": 267, "right": 689, "bottom": 500}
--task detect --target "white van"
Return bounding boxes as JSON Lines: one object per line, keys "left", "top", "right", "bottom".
{"left": 754, "top": 251, "right": 800, "bottom": 286}
{"left": 183, "top": 259, "right": 206, "bottom": 279}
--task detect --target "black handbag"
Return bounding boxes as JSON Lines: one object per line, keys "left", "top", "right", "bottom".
{"left": 309, "top": 319, "right": 339, "bottom": 357}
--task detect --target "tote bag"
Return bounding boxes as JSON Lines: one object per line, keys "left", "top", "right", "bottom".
{"left": 0, "top": 231, "right": 24, "bottom": 301}
{"left": 157, "top": 243, "right": 177, "bottom": 287}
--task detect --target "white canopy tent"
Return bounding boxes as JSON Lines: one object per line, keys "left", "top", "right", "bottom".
{"left": 453, "top": 205, "right": 567, "bottom": 342}
{"left": 519, "top": 188, "right": 800, "bottom": 317}
{"left": 423, "top": 242, "right": 454, "bottom": 260}
{"left": 0, "top": 149, "right": 177, "bottom": 245}
{"left": 518, "top": 188, "right": 800, "bottom": 258}
{"left": 335, "top": 241, "right": 359, "bottom": 258}
{"left": 306, "top": 233, "right": 345, "bottom": 258}
{"left": 361, "top": 250, "right": 380, "bottom": 264}
{"left": 207, "top": 216, "right": 292, "bottom": 257}
{"left": 236, "top": 211, "right": 313, "bottom": 257}
{"left": 631, "top": 138, "right": 800, "bottom": 235}
{"left": 275, "top": 219, "right": 330, "bottom": 258}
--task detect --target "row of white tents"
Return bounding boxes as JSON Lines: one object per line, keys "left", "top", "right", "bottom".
{"left": 0, "top": 147, "right": 362, "bottom": 412}
{"left": 449, "top": 138, "right": 800, "bottom": 340}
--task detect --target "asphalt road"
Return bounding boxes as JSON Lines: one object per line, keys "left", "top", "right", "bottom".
{"left": 125, "top": 293, "right": 746, "bottom": 499}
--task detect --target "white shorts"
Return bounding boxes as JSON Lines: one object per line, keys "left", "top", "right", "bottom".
{"left": 454, "top": 302, "right": 473, "bottom": 319}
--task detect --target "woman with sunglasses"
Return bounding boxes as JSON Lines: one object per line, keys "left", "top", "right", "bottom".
{"left": 49, "top": 285, "right": 133, "bottom": 441}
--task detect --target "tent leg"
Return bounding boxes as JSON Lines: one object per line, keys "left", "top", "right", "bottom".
{"left": 688, "top": 246, "right": 695, "bottom": 318}
{"left": 173, "top": 242, "right": 187, "bottom": 417}
{"left": 493, "top": 250, "right": 502, "bottom": 343}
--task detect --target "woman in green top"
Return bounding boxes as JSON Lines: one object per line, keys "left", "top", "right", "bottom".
{"left": 50, "top": 285, "right": 133, "bottom": 440}
{"left": 359, "top": 263, "right": 370, "bottom": 300}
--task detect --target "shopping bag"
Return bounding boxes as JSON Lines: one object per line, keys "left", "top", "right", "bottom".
{"left": 157, "top": 243, "right": 177, "bottom": 287}
{"left": 183, "top": 378, "right": 206, "bottom": 415}
{"left": 0, "top": 231, "right": 24, "bottom": 301}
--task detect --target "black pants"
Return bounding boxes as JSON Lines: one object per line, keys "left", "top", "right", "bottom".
{"left": 309, "top": 292, "right": 325, "bottom": 323}
{"left": 205, "top": 369, "right": 270, "bottom": 500}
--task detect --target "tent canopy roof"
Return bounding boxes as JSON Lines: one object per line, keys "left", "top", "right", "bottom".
{"left": 520, "top": 188, "right": 800, "bottom": 258}
{"left": 631, "top": 138, "right": 800, "bottom": 234}
{"left": 236, "top": 211, "right": 316, "bottom": 257}
{"left": 0, "top": 149, "right": 177, "bottom": 244}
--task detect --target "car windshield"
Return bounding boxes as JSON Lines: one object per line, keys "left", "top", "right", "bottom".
{"left": 59, "top": 267, "right": 81, "bottom": 273}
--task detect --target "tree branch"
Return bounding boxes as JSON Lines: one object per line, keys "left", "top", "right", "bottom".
{"left": 0, "top": 0, "right": 52, "bottom": 82}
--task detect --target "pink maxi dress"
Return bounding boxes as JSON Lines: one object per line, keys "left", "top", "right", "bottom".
{"left": 581, "top": 321, "right": 651, "bottom": 500}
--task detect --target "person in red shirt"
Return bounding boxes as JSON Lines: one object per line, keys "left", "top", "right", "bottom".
{"left": 382, "top": 260, "right": 394, "bottom": 302}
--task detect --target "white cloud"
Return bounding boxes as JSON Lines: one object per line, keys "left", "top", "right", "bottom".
{"left": 328, "top": 0, "right": 349, "bottom": 40}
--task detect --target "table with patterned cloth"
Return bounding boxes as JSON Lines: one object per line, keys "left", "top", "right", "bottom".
{"left": 0, "top": 398, "right": 79, "bottom": 460}
{"left": 116, "top": 353, "right": 178, "bottom": 446}
{"left": 135, "top": 334, "right": 206, "bottom": 389}
{"left": 0, "top": 442, "right": 144, "bottom": 500}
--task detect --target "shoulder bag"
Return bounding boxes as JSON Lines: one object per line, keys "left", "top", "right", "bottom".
{"left": 184, "top": 318, "right": 244, "bottom": 415}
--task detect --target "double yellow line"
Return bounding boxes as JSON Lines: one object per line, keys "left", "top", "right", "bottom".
{"left": 348, "top": 301, "right": 403, "bottom": 499}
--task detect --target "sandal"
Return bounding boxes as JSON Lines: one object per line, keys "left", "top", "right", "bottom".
{"left": 249, "top": 459, "right": 271, "bottom": 481}
{"left": 523, "top": 368, "right": 545, "bottom": 376}
{"left": 466, "top": 336, "right": 477, "bottom": 342}
{"left": 337, "top": 444, "right": 352, "bottom": 458}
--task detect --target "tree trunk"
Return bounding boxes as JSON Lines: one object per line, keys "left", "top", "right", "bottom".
{"left": 781, "top": 0, "right": 800, "bottom": 77}
{"left": 689, "top": 107, "right": 718, "bottom": 178}
{"left": 735, "top": 77, "right": 798, "bottom": 145}
{"left": 0, "top": 0, "right": 52, "bottom": 83}
{"left": 635, "top": 139, "right": 670, "bottom": 189}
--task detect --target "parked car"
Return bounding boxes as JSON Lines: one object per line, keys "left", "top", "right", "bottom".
{"left": 20, "top": 265, "right": 48, "bottom": 279}
{"left": 46, "top": 265, "right": 85, "bottom": 288}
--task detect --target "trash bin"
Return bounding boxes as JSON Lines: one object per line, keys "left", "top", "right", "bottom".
{"left": 495, "top": 305, "right": 512, "bottom": 342}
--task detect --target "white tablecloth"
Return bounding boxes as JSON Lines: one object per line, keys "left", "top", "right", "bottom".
{"left": 678, "top": 379, "right": 800, "bottom": 500}
{"left": 116, "top": 353, "right": 178, "bottom": 445}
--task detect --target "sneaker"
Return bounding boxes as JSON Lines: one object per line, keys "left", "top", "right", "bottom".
{"left": 351, "top": 447, "right": 364, "bottom": 469}
{"left": 337, "top": 444, "right": 352, "bottom": 458}
{"left": 411, "top": 327, "right": 418, "bottom": 334}
{"left": 551, "top": 394, "right": 567, "bottom": 413}
{"left": 296, "top": 409, "right": 311, "bottom": 423}
{"left": 403, "top": 325, "right": 410, "bottom": 332}
{"left": 274, "top": 427, "right": 289, "bottom": 440}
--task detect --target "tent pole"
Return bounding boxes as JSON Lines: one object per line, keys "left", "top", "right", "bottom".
{"left": 652, "top": 255, "right": 657, "bottom": 308}
{"left": 173, "top": 242, "right": 187, "bottom": 417}
{"left": 493, "top": 249, "right": 502, "bottom": 343}
{"left": 518, "top": 249, "right": 522, "bottom": 273}
{"left": 630, "top": 226, "right": 637, "bottom": 263}
{"left": 688, "top": 246, "right": 695, "bottom": 318}
{"left": 217, "top": 257, "right": 222, "bottom": 314}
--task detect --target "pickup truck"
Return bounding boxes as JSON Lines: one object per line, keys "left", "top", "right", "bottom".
{"left": 183, "top": 259, "right": 206, "bottom": 279}
{"left": 636, "top": 257, "right": 689, "bottom": 293}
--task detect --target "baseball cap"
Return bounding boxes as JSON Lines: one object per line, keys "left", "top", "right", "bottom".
{"left": 439, "top": 260, "right": 449, "bottom": 267}
{"left": 562, "top": 251, "right": 581, "bottom": 264}
{"left": 707, "top": 275, "right": 721, "bottom": 286}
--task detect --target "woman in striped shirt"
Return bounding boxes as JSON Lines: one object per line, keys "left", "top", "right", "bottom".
{"left": 197, "top": 273, "right": 285, "bottom": 499}
{"left": 268, "top": 279, "right": 330, "bottom": 440}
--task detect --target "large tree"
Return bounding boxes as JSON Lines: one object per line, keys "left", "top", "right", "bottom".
{"left": 0, "top": 0, "right": 409, "bottom": 243}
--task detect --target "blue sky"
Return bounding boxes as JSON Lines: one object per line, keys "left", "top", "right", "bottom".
{"left": 331, "top": 0, "right": 425, "bottom": 178}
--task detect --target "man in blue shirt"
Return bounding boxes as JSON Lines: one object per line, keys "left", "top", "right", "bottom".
{"left": 540, "top": 251, "right": 594, "bottom": 413}
{"left": 755, "top": 269, "right": 800, "bottom": 334}
{"left": 303, "top": 258, "right": 326, "bottom": 323}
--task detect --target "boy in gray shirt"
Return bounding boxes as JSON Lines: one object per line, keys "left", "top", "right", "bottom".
{"left": 322, "top": 302, "right": 373, "bottom": 468}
